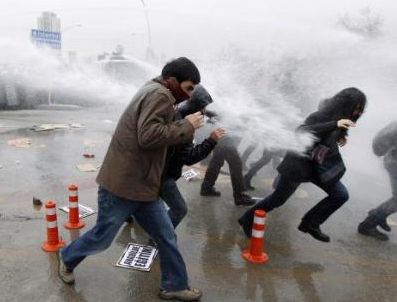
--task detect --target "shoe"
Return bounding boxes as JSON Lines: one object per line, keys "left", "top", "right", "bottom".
{"left": 234, "top": 193, "right": 256, "bottom": 206}
{"left": 238, "top": 217, "right": 252, "bottom": 238}
{"left": 358, "top": 222, "right": 389, "bottom": 241}
{"left": 58, "top": 252, "right": 75, "bottom": 285}
{"left": 159, "top": 287, "right": 202, "bottom": 301}
{"left": 378, "top": 218, "right": 391, "bottom": 232}
{"left": 368, "top": 210, "right": 391, "bottom": 232}
{"left": 200, "top": 186, "right": 221, "bottom": 197}
{"left": 125, "top": 215, "right": 134, "bottom": 224}
{"left": 298, "top": 221, "right": 330, "bottom": 242}
{"left": 243, "top": 176, "right": 255, "bottom": 191}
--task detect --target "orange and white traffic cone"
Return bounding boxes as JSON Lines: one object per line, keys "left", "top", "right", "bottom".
{"left": 242, "top": 210, "right": 269, "bottom": 264}
{"left": 64, "top": 184, "right": 85, "bottom": 230}
{"left": 42, "top": 201, "right": 66, "bottom": 252}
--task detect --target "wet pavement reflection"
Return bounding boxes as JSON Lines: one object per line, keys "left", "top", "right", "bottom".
{"left": 1, "top": 109, "right": 396, "bottom": 301}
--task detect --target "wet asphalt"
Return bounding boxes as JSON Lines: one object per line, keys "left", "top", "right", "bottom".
{"left": 0, "top": 108, "right": 396, "bottom": 302}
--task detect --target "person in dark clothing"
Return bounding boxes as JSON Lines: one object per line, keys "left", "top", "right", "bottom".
{"left": 200, "top": 135, "right": 256, "bottom": 206}
{"left": 162, "top": 85, "right": 225, "bottom": 228}
{"left": 238, "top": 87, "right": 367, "bottom": 242}
{"left": 243, "top": 148, "right": 284, "bottom": 191}
{"left": 358, "top": 121, "right": 397, "bottom": 241}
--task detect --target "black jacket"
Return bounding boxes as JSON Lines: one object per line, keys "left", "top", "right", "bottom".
{"left": 277, "top": 112, "right": 340, "bottom": 183}
{"left": 163, "top": 84, "right": 217, "bottom": 181}
{"left": 277, "top": 87, "right": 366, "bottom": 183}
{"left": 165, "top": 138, "right": 217, "bottom": 180}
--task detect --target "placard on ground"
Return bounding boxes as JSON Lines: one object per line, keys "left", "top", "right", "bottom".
{"left": 59, "top": 204, "right": 96, "bottom": 218}
{"left": 115, "top": 243, "right": 158, "bottom": 272}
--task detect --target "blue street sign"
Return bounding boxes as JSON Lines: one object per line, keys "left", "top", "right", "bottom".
{"left": 31, "top": 29, "right": 62, "bottom": 50}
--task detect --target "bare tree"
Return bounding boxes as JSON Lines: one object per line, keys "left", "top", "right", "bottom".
{"left": 338, "top": 6, "right": 383, "bottom": 38}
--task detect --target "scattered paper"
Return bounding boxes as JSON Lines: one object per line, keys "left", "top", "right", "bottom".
{"left": 76, "top": 163, "right": 98, "bottom": 172}
{"left": 103, "top": 120, "right": 113, "bottom": 124}
{"left": 60, "top": 204, "right": 96, "bottom": 218}
{"left": 7, "top": 138, "right": 32, "bottom": 148}
{"left": 31, "top": 124, "right": 70, "bottom": 132}
{"left": 15, "top": 160, "right": 21, "bottom": 165}
{"left": 0, "top": 165, "right": 3, "bottom": 169}
{"left": 83, "top": 153, "right": 95, "bottom": 158}
{"left": 69, "top": 123, "right": 85, "bottom": 128}
{"left": 115, "top": 243, "right": 158, "bottom": 272}
{"left": 182, "top": 169, "right": 200, "bottom": 181}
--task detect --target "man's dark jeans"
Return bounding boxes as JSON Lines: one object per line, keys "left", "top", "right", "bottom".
{"left": 239, "top": 175, "right": 349, "bottom": 230}
{"left": 61, "top": 186, "right": 189, "bottom": 291}
{"left": 161, "top": 178, "right": 188, "bottom": 228}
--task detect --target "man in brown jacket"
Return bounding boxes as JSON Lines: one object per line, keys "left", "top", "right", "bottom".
{"left": 59, "top": 57, "right": 204, "bottom": 301}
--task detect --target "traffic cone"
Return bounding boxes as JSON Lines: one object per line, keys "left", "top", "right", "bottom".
{"left": 242, "top": 210, "right": 269, "bottom": 264}
{"left": 64, "top": 184, "right": 85, "bottom": 230}
{"left": 42, "top": 200, "right": 66, "bottom": 252}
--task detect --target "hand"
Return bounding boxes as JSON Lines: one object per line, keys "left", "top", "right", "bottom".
{"left": 210, "top": 128, "right": 226, "bottom": 141}
{"left": 337, "top": 119, "right": 355, "bottom": 129}
{"left": 185, "top": 112, "right": 204, "bottom": 130}
{"left": 338, "top": 137, "right": 347, "bottom": 147}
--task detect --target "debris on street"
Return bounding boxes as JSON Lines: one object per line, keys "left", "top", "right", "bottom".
{"left": 76, "top": 163, "right": 98, "bottom": 172}
{"left": 7, "top": 138, "right": 32, "bottom": 148}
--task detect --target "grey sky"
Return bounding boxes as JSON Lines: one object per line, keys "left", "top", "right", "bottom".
{"left": 1, "top": 0, "right": 396, "bottom": 58}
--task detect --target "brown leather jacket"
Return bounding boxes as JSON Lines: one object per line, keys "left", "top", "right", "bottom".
{"left": 96, "top": 80, "right": 194, "bottom": 201}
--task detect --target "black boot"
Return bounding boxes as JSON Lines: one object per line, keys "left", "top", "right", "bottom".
{"left": 243, "top": 175, "right": 255, "bottom": 191}
{"left": 298, "top": 220, "right": 330, "bottom": 242}
{"left": 358, "top": 217, "right": 389, "bottom": 241}
{"left": 369, "top": 210, "right": 391, "bottom": 232}
{"left": 125, "top": 215, "right": 134, "bottom": 224}
{"left": 200, "top": 184, "right": 221, "bottom": 197}
{"left": 234, "top": 193, "right": 256, "bottom": 206}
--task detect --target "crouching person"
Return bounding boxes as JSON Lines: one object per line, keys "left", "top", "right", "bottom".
{"left": 59, "top": 57, "right": 204, "bottom": 301}
{"left": 358, "top": 121, "right": 397, "bottom": 241}
{"left": 163, "top": 85, "right": 225, "bottom": 228}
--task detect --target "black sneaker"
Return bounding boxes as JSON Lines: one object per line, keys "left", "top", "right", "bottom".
{"left": 200, "top": 186, "right": 221, "bottom": 197}
{"left": 234, "top": 193, "right": 256, "bottom": 206}
{"left": 125, "top": 215, "right": 134, "bottom": 224}
{"left": 298, "top": 221, "right": 330, "bottom": 242}
{"left": 378, "top": 218, "right": 391, "bottom": 232}
{"left": 358, "top": 222, "right": 389, "bottom": 241}
{"left": 243, "top": 176, "right": 255, "bottom": 191}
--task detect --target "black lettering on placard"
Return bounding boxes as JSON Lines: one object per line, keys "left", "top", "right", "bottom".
{"left": 123, "top": 246, "right": 140, "bottom": 266}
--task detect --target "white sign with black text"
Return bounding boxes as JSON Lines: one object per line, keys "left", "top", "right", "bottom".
{"left": 59, "top": 204, "right": 96, "bottom": 218}
{"left": 116, "top": 243, "right": 158, "bottom": 272}
{"left": 182, "top": 168, "right": 200, "bottom": 181}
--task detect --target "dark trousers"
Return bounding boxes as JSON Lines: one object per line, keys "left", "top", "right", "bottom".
{"left": 244, "top": 150, "right": 273, "bottom": 183}
{"left": 202, "top": 137, "right": 245, "bottom": 195}
{"left": 161, "top": 178, "right": 188, "bottom": 228}
{"left": 368, "top": 167, "right": 397, "bottom": 220}
{"left": 239, "top": 175, "right": 349, "bottom": 229}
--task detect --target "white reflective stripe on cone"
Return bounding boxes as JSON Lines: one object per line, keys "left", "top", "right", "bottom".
{"left": 253, "top": 216, "right": 266, "bottom": 225}
{"left": 252, "top": 229, "right": 265, "bottom": 238}
{"left": 47, "top": 221, "right": 57, "bottom": 228}
{"left": 46, "top": 208, "right": 56, "bottom": 215}
{"left": 69, "top": 202, "right": 78, "bottom": 208}
{"left": 69, "top": 191, "right": 78, "bottom": 197}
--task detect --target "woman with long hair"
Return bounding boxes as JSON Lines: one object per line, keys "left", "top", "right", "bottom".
{"left": 238, "top": 87, "right": 367, "bottom": 242}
